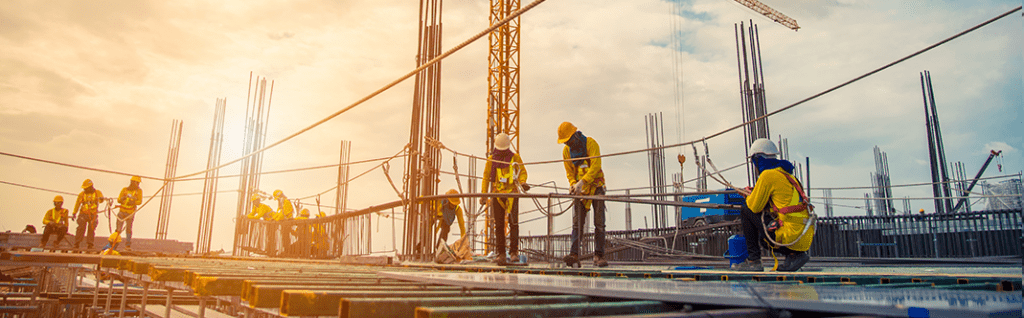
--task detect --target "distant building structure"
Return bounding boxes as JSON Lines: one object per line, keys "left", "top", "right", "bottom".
{"left": 983, "top": 178, "right": 1022, "bottom": 210}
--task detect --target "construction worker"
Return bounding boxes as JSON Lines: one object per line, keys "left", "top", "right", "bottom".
{"left": 72, "top": 179, "right": 105, "bottom": 250}
{"left": 40, "top": 196, "right": 70, "bottom": 248}
{"left": 558, "top": 122, "right": 608, "bottom": 268}
{"left": 731, "top": 138, "right": 816, "bottom": 272}
{"left": 480, "top": 133, "right": 529, "bottom": 266}
{"left": 434, "top": 189, "right": 467, "bottom": 244}
{"left": 272, "top": 190, "right": 294, "bottom": 221}
{"left": 115, "top": 176, "right": 143, "bottom": 249}
{"left": 296, "top": 208, "right": 311, "bottom": 220}
{"left": 100, "top": 232, "right": 122, "bottom": 256}
{"left": 246, "top": 194, "right": 274, "bottom": 220}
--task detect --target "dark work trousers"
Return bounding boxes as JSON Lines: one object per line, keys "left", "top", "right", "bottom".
{"left": 490, "top": 197, "right": 519, "bottom": 258}
{"left": 74, "top": 214, "right": 98, "bottom": 248}
{"left": 40, "top": 224, "right": 67, "bottom": 247}
{"left": 740, "top": 205, "right": 798, "bottom": 261}
{"left": 115, "top": 211, "right": 134, "bottom": 247}
{"left": 569, "top": 186, "right": 607, "bottom": 257}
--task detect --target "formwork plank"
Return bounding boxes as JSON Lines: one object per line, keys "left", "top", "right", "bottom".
{"left": 414, "top": 301, "right": 671, "bottom": 318}
{"left": 249, "top": 285, "right": 464, "bottom": 308}
{"left": 341, "top": 295, "right": 589, "bottom": 318}
{"left": 280, "top": 289, "right": 517, "bottom": 316}
{"left": 563, "top": 308, "right": 770, "bottom": 318}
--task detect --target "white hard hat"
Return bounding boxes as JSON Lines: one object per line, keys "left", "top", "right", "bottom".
{"left": 494, "top": 133, "right": 511, "bottom": 151}
{"left": 748, "top": 138, "right": 779, "bottom": 158}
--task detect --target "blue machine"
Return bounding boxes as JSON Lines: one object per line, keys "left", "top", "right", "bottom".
{"left": 678, "top": 189, "right": 744, "bottom": 226}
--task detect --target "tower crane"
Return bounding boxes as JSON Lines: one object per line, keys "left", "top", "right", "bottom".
{"left": 952, "top": 150, "right": 1003, "bottom": 212}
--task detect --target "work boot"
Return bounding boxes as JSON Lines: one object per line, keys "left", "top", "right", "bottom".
{"left": 495, "top": 256, "right": 510, "bottom": 266}
{"left": 594, "top": 255, "right": 609, "bottom": 268}
{"left": 777, "top": 252, "right": 810, "bottom": 272}
{"left": 730, "top": 259, "right": 764, "bottom": 272}
{"left": 563, "top": 254, "right": 580, "bottom": 268}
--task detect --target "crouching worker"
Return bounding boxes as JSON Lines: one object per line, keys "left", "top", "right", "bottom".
{"left": 100, "top": 232, "right": 123, "bottom": 256}
{"left": 732, "top": 138, "right": 816, "bottom": 272}
{"left": 40, "top": 196, "right": 70, "bottom": 248}
{"left": 434, "top": 189, "right": 466, "bottom": 244}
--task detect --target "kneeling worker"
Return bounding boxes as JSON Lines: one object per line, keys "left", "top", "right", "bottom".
{"left": 732, "top": 138, "right": 815, "bottom": 272}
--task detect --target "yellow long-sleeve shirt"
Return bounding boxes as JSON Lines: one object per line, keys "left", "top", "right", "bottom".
{"left": 746, "top": 167, "right": 815, "bottom": 252}
{"left": 562, "top": 137, "right": 606, "bottom": 193}
{"left": 433, "top": 200, "right": 466, "bottom": 237}
{"left": 118, "top": 187, "right": 143, "bottom": 213}
{"left": 481, "top": 153, "right": 528, "bottom": 194}
{"left": 274, "top": 198, "right": 294, "bottom": 221}
{"left": 74, "top": 190, "right": 104, "bottom": 216}
{"left": 43, "top": 208, "right": 69, "bottom": 227}
{"left": 247, "top": 203, "right": 274, "bottom": 220}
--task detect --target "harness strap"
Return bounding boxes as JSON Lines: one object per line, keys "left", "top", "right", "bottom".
{"left": 769, "top": 172, "right": 813, "bottom": 214}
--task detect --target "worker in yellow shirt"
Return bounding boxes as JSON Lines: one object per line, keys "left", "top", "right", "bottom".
{"left": 434, "top": 189, "right": 467, "bottom": 244}
{"left": 272, "top": 190, "right": 294, "bottom": 221}
{"left": 40, "top": 196, "right": 70, "bottom": 248}
{"left": 246, "top": 194, "right": 274, "bottom": 220}
{"left": 480, "top": 133, "right": 529, "bottom": 266}
{"left": 731, "top": 138, "right": 816, "bottom": 272}
{"left": 100, "top": 232, "right": 122, "bottom": 256}
{"left": 73, "top": 179, "right": 105, "bottom": 250}
{"left": 558, "top": 122, "right": 608, "bottom": 268}
{"left": 115, "top": 176, "right": 143, "bottom": 249}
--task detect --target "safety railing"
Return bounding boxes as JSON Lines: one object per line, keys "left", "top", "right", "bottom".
{"left": 236, "top": 214, "right": 371, "bottom": 259}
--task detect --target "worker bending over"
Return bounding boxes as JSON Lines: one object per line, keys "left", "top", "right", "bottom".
{"left": 434, "top": 189, "right": 467, "bottom": 244}
{"left": 115, "top": 176, "right": 143, "bottom": 249}
{"left": 558, "top": 122, "right": 608, "bottom": 268}
{"left": 40, "top": 196, "right": 69, "bottom": 248}
{"left": 732, "top": 138, "right": 816, "bottom": 272}
{"left": 272, "top": 190, "right": 294, "bottom": 221}
{"left": 247, "top": 194, "right": 274, "bottom": 220}
{"left": 481, "top": 133, "right": 529, "bottom": 266}
{"left": 73, "top": 179, "right": 105, "bottom": 250}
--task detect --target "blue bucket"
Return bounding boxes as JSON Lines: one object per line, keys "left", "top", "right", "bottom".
{"left": 723, "top": 235, "right": 748, "bottom": 266}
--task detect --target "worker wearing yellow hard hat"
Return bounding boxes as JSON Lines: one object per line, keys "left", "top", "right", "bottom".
{"left": 558, "top": 122, "right": 608, "bottom": 268}
{"left": 246, "top": 193, "right": 274, "bottom": 220}
{"left": 100, "top": 232, "right": 122, "bottom": 256}
{"left": 115, "top": 176, "right": 144, "bottom": 249}
{"left": 73, "top": 179, "right": 105, "bottom": 250}
{"left": 40, "top": 195, "right": 70, "bottom": 248}
{"left": 272, "top": 190, "right": 294, "bottom": 221}
{"left": 481, "top": 133, "right": 529, "bottom": 266}
{"left": 731, "top": 138, "right": 816, "bottom": 272}
{"left": 434, "top": 189, "right": 467, "bottom": 244}
{"left": 297, "top": 208, "right": 311, "bottom": 220}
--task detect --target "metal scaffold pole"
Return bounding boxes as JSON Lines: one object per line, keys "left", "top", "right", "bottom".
{"left": 155, "top": 119, "right": 182, "bottom": 240}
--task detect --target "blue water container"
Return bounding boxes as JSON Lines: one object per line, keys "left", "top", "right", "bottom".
{"left": 724, "top": 235, "right": 748, "bottom": 266}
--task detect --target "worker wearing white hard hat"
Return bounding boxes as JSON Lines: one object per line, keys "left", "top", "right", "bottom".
{"left": 115, "top": 176, "right": 144, "bottom": 249}
{"left": 40, "top": 195, "right": 70, "bottom": 248}
{"left": 480, "top": 132, "right": 529, "bottom": 266}
{"left": 73, "top": 179, "right": 105, "bottom": 250}
{"left": 557, "top": 122, "right": 609, "bottom": 268}
{"left": 732, "top": 138, "right": 816, "bottom": 272}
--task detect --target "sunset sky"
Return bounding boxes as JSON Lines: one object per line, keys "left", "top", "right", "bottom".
{"left": 1, "top": 0, "right": 1020, "bottom": 253}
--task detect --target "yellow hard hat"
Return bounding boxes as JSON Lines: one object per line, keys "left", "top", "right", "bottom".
{"left": 557, "top": 122, "right": 577, "bottom": 144}
{"left": 251, "top": 194, "right": 262, "bottom": 202}
{"left": 109, "top": 232, "right": 122, "bottom": 244}
{"left": 273, "top": 190, "right": 284, "bottom": 198}
{"left": 130, "top": 176, "right": 142, "bottom": 183}
{"left": 81, "top": 179, "right": 94, "bottom": 189}
{"left": 445, "top": 189, "right": 460, "bottom": 205}
{"left": 494, "top": 133, "right": 511, "bottom": 151}
{"left": 54, "top": 195, "right": 64, "bottom": 202}
{"left": 300, "top": 208, "right": 310, "bottom": 217}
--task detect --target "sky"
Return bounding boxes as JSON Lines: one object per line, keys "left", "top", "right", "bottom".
{"left": 1, "top": 0, "right": 1020, "bottom": 254}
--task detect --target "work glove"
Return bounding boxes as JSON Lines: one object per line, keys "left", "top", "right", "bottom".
{"left": 520, "top": 184, "right": 531, "bottom": 192}
{"left": 571, "top": 180, "right": 584, "bottom": 195}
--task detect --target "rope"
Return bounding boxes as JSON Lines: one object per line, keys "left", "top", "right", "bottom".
{"left": 295, "top": 145, "right": 408, "bottom": 200}
{"left": 173, "top": 154, "right": 408, "bottom": 182}
{"left": 0, "top": 151, "right": 163, "bottom": 181}
{"left": 172, "top": 0, "right": 550, "bottom": 181}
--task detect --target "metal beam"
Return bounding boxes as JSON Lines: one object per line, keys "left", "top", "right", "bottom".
{"left": 280, "top": 289, "right": 517, "bottom": 316}
{"left": 415, "top": 301, "right": 671, "bottom": 318}
{"left": 342, "top": 295, "right": 588, "bottom": 318}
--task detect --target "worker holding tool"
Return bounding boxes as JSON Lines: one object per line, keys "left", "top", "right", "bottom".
{"left": 72, "top": 179, "right": 105, "bottom": 250}
{"left": 272, "top": 190, "right": 294, "bottom": 221}
{"left": 246, "top": 194, "right": 274, "bottom": 220}
{"left": 40, "top": 196, "right": 70, "bottom": 248}
{"left": 434, "top": 189, "right": 467, "bottom": 244}
{"left": 731, "top": 138, "right": 816, "bottom": 272}
{"left": 558, "top": 122, "right": 609, "bottom": 268}
{"left": 115, "top": 176, "right": 143, "bottom": 249}
{"left": 480, "top": 132, "right": 529, "bottom": 266}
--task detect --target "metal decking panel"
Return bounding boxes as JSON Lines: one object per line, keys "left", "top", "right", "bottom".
{"left": 380, "top": 271, "right": 1022, "bottom": 318}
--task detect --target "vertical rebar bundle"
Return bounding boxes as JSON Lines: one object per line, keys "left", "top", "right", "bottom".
{"left": 337, "top": 141, "right": 352, "bottom": 215}
{"left": 197, "top": 98, "right": 227, "bottom": 254}
{"left": 863, "top": 193, "right": 873, "bottom": 217}
{"left": 920, "top": 71, "right": 954, "bottom": 214}
{"left": 645, "top": 113, "right": 668, "bottom": 228}
{"left": 951, "top": 161, "right": 971, "bottom": 213}
{"left": 823, "top": 189, "right": 834, "bottom": 217}
{"left": 735, "top": 21, "right": 771, "bottom": 185}
{"left": 403, "top": 0, "right": 444, "bottom": 261}
{"left": 232, "top": 75, "right": 273, "bottom": 256}
{"left": 155, "top": 120, "right": 182, "bottom": 240}
{"left": 467, "top": 158, "right": 477, "bottom": 252}
{"left": 871, "top": 146, "right": 894, "bottom": 215}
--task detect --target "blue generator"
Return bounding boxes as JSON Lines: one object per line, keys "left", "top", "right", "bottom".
{"left": 678, "top": 189, "right": 744, "bottom": 226}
